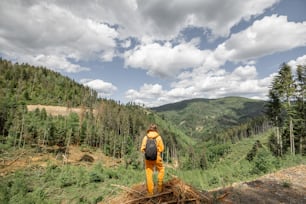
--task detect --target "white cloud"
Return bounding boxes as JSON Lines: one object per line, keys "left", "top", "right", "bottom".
{"left": 82, "top": 79, "right": 117, "bottom": 97}
{"left": 221, "top": 15, "right": 306, "bottom": 62}
{"left": 52, "top": 0, "right": 278, "bottom": 40}
{"left": 4, "top": 0, "right": 278, "bottom": 46}
{"left": 1, "top": 0, "right": 305, "bottom": 106}
{"left": 231, "top": 65, "right": 257, "bottom": 80}
{"left": 0, "top": 0, "right": 284, "bottom": 74}
{"left": 23, "top": 55, "right": 90, "bottom": 73}
{"left": 174, "top": 65, "right": 268, "bottom": 98}
{"left": 121, "top": 39, "right": 132, "bottom": 49}
{"left": 126, "top": 84, "right": 165, "bottom": 99}
{"left": 288, "top": 54, "right": 306, "bottom": 73}
{"left": 135, "top": 0, "right": 279, "bottom": 39}
{"left": 125, "top": 84, "right": 169, "bottom": 106}
{"left": 125, "top": 64, "right": 272, "bottom": 107}
{"left": 124, "top": 41, "right": 209, "bottom": 77}
{"left": 0, "top": 1, "right": 118, "bottom": 72}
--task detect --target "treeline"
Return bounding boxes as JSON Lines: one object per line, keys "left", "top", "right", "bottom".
{"left": 0, "top": 58, "right": 96, "bottom": 138}
{"left": 266, "top": 63, "right": 306, "bottom": 156}
{"left": 1, "top": 100, "right": 146, "bottom": 156}
{"left": 212, "top": 115, "right": 271, "bottom": 143}
{"left": 0, "top": 58, "right": 97, "bottom": 107}
{"left": 0, "top": 101, "right": 185, "bottom": 168}
{"left": 0, "top": 59, "right": 186, "bottom": 168}
{"left": 153, "top": 97, "right": 269, "bottom": 143}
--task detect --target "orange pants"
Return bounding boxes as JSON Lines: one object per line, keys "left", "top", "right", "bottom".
{"left": 145, "top": 155, "right": 164, "bottom": 195}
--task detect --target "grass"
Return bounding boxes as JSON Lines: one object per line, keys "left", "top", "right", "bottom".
{"left": 0, "top": 163, "right": 147, "bottom": 204}
{"left": 1, "top": 131, "right": 305, "bottom": 203}
{"left": 1, "top": 155, "right": 305, "bottom": 203}
{"left": 169, "top": 131, "right": 306, "bottom": 191}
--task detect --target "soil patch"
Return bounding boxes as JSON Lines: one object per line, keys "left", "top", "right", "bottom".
{"left": 27, "top": 104, "right": 97, "bottom": 116}
{"left": 210, "top": 165, "right": 306, "bottom": 204}
{"left": 0, "top": 145, "right": 121, "bottom": 176}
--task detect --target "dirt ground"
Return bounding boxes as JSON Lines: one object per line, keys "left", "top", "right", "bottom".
{"left": 210, "top": 165, "right": 306, "bottom": 204}
{"left": 0, "top": 145, "right": 121, "bottom": 176}
{"left": 27, "top": 104, "right": 97, "bottom": 116}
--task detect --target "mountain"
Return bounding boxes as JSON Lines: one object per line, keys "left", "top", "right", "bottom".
{"left": 151, "top": 97, "right": 268, "bottom": 139}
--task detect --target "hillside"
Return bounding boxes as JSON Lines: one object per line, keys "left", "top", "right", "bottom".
{"left": 0, "top": 58, "right": 97, "bottom": 107}
{"left": 151, "top": 97, "right": 268, "bottom": 139}
{"left": 0, "top": 59, "right": 193, "bottom": 168}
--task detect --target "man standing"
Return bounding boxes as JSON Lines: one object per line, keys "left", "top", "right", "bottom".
{"left": 141, "top": 124, "right": 165, "bottom": 195}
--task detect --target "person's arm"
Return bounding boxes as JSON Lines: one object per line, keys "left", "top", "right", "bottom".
{"left": 140, "top": 136, "right": 147, "bottom": 153}
{"left": 157, "top": 136, "right": 164, "bottom": 153}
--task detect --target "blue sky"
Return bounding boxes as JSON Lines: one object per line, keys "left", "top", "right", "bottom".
{"left": 1, "top": 0, "right": 306, "bottom": 107}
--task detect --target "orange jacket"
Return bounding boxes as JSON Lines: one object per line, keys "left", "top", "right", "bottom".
{"left": 141, "top": 130, "right": 164, "bottom": 154}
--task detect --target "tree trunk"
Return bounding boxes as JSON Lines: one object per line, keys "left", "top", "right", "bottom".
{"left": 300, "top": 135, "right": 303, "bottom": 155}
{"left": 18, "top": 114, "right": 24, "bottom": 148}
{"left": 275, "top": 126, "right": 280, "bottom": 156}
{"left": 289, "top": 118, "right": 295, "bottom": 155}
{"left": 288, "top": 99, "right": 295, "bottom": 155}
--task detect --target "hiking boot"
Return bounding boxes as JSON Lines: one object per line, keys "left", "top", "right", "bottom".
{"left": 157, "top": 184, "right": 163, "bottom": 193}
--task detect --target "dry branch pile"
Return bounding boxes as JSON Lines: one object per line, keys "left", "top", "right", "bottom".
{"left": 104, "top": 178, "right": 213, "bottom": 204}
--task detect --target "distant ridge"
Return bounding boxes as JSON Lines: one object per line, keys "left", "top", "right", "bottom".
{"left": 151, "top": 96, "right": 267, "bottom": 138}
{"left": 151, "top": 96, "right": 264, "bottom": 112}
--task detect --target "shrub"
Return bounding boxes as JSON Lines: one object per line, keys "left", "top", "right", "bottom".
{"left": 281, "top": 180, "right": 291, "bottom": 188}
{"left": 89, "top": 172, "right": 104, "bottom": 183}
{"left": 0, "top": 181, "right": 9, "bottom": 203}
{"left": 57, "top": 166, "right": 77, "bottom": 188}
{"left": 250, "top": 149, "right": 276, "bottom": 175}
{"left": 246, "top": 140, "right": 262, "bottom": 161}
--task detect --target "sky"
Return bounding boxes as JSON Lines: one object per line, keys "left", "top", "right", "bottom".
{"left": 1, "top": 0, "right": 306, "bottom": 107}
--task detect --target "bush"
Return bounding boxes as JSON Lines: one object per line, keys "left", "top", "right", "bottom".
{"left": 57, "top": 166, "right": 77, "bottom": 188}
{"left": 89, "top": 172, "right": 104, "bottom": 183}
{"left": 6, "top": 172, "right": 30, "bottom": 204}
{"left": 246, "top": 140, "right": 262, "bottom": 161}
{"left": 0, "top": 181, "right": 9, "bottom": 203}
{"left": 207, "top": 143, "right": 231, "bottom": 163}
{"left": 250, "top": 149, "right": 276, "bottom": 175}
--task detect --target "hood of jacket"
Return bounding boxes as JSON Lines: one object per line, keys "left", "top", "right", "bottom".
{"left": 147, "top": 130, "right": 159, "bottom": 139}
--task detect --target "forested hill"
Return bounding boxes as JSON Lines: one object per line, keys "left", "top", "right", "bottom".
{"left": 0, "top": 58, "right": 191, "bottom": 165}
{"left": 151, "top": 97, "right": 269, "bottom": 141}
{"left": 0, "top": 58, "right": 97, "bottom": 107}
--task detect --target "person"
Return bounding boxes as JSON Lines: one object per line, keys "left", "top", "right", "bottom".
{"left": 141, "top": 124, "right": 165, "bottom": 195}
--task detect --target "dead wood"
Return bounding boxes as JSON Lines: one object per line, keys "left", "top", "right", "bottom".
{"left": 108, "top": 178, "right": 213, "bottom": 204}
{"left": 5, "top": 152, "right": 25, "bottom": 167}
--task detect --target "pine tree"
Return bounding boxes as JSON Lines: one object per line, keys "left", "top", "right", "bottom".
{"left": 266, "top": 88, "right": 283, "bottom": 156}
{"left": 295, "top": 65, "right": 306, "bottom": 154}
{"left": 267, "top": 63, "right": 296, "bottom": 155}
